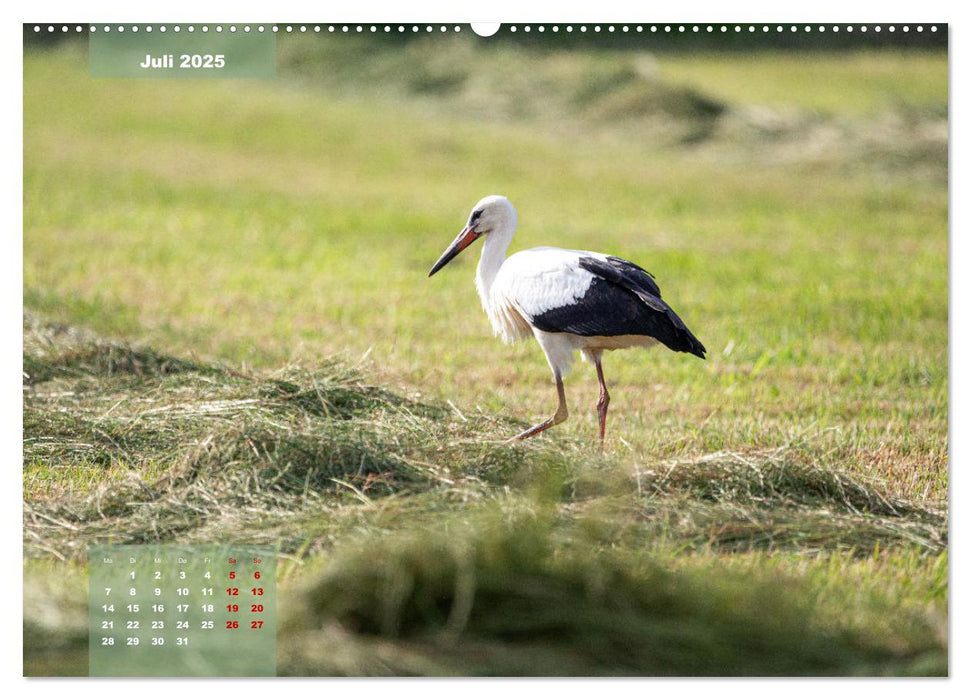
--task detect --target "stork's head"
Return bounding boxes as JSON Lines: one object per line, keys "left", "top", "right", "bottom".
{"left": 428, "top": 195, "right": 517, "bottom": 276}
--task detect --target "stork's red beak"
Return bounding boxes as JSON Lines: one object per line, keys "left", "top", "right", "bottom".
{"left": 428, "top": 225, "right": 480, "bottom": 277}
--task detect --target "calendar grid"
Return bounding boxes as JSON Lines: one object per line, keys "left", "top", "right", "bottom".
{"left": 88, "top": 544, "right": 276, "bottom": 676}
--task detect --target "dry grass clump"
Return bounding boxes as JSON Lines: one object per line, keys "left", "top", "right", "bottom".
{"left": 23, "top": 311, "right": 559, "bottom": 558}
{"left": 279, "top": 508, "right": 945, "bottom": 676}
{"left": 626, "top": 446, "right": 947, "bottom": 554}
{"left": 24, "top": 311, "right": 945, "bottom": 561}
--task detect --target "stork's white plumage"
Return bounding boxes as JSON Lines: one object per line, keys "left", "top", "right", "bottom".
{"left": 429, "top": 195, "right": 706, "bottom": 445}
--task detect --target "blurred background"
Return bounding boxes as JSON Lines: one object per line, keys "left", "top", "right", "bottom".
{"left": 24, "top": 26, "right": 947, "bottom": 676}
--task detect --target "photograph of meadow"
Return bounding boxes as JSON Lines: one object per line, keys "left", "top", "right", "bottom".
{"left": 23, "top": 24, "right": 947, "bottom": 675}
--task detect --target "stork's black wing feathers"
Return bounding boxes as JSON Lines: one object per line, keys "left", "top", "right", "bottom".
{"left": 529, "top": 255, "right": 706, "bottom": 359}
{"left": 594, "top": 256, "right": 664, "bottom": 300}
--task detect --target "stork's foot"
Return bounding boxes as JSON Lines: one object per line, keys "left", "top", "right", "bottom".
{"left": 505, "top": 417, "right": 557, "bottom": 443}
{"left": 505, "top": 404, "right": 569, "bottom": 443}
{"left": 506, "top": 371, "right": 568, "bottom": 444}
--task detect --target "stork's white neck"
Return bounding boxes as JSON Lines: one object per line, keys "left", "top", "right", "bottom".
{"left": 474, "top": 222, "right": 515, "bottom": 311}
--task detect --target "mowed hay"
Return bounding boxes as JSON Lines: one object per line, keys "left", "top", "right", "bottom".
{"left": 23, "top": 312, "right": 946, "bottom": 675}
{"left": 275, "top": 35, "right": 946, "bottom": 165}
{"left": 280, "top": 509, "right": 945, "bottom": 676}
{"left": 627, "top": 446, "right": 947, "bottom": 554}
{"left": 23, "top": 311, "right": 547, "bottom": 557}
{"left": 24, "top": 311, "right": 945, "bottom": 559}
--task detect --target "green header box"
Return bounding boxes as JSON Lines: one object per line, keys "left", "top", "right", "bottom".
{"left": 90, "top": 27, "right": 276, "bottom": 78}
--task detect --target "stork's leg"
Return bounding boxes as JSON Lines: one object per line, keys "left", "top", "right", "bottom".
{"left": 506, "top": 371, "right": 568, "bottom": 442}
{"left": 595, "top": 355, "right": 610, "bottom": 449}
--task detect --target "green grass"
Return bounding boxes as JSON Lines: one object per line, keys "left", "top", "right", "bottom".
{"left": 659, "top": 50, "right": 948, "bottom": 116}
{"left": 23, "top": 39, "right": 947, "bottom": 676}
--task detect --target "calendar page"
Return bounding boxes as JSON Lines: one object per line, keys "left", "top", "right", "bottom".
{"left": 22, "top": 16, "right": 948, "bottom": 678}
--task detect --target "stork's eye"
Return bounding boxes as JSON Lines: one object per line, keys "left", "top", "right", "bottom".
{"left": 470, "top": 209, "right": 483, "bottom": 225}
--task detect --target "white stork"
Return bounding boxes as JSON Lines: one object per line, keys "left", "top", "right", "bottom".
{"left": 428, "top": 195, "right": 706, "bottom": 446}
